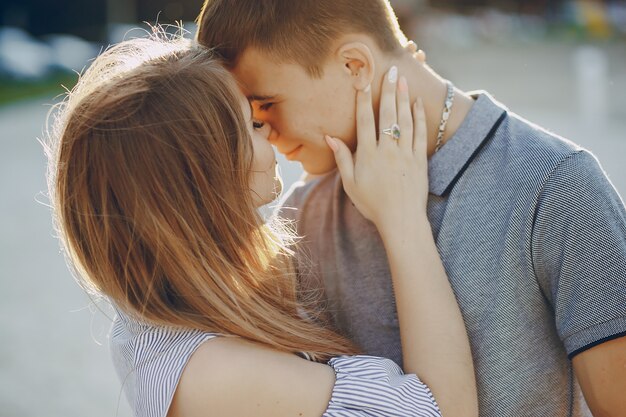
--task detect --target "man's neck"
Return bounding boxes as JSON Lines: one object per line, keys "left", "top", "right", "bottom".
{"left": 395, "top": 54, "right": 475, "bottom": 157}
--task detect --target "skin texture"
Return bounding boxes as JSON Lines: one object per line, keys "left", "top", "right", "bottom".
{"left": 572, "top": 336, "right": 626, "bottom": 417}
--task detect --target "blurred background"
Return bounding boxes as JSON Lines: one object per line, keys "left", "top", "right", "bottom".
{"left": 1, "top": 1, "right": 625, "bottom": 416}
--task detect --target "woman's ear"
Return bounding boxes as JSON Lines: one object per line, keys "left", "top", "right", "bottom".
{"left": 338, "top": 42, "right": 375, "bottom": 91}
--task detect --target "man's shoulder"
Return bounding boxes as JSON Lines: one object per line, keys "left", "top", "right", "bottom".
{"left": 487, "top": 109, "right": 593, "bottom": 187}
{"left": 502, "top": 110, "right": 582, "bottom": 164}
{"left": 465, "top": 91, "right": 583, "bottom": 165}
{"left": 492, "top": 110, "right": 621, "bottom": 214}
{"left": 442, "top": 92, "right": 589, "bottom": 196}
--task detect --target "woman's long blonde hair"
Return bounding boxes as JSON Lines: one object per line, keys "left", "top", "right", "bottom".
{"left": 46, "top": 35, "right": 357, "bottom": 361}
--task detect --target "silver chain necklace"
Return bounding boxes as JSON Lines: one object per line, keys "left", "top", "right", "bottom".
{"left": 435, "top": 81, "right": 455, "bottom": 153}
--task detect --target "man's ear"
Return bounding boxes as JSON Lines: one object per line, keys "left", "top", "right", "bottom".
{"left": 337, "top": 42, "right": 375, "bottom": 91}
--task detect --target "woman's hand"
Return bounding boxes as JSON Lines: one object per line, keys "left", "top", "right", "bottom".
{"left": 325, "top": 67, "right": 428, "bottom": 233}
{"left": 326, "top": 67, "right": 479, "bottom": 417}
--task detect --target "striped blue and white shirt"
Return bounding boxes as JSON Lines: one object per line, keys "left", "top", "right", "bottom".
{"left": 110, "top": 308, "right": 442, "bottom": 417}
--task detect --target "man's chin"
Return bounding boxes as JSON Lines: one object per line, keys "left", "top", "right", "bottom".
{"left": 301, "top": 160, "right": 337, "bottom": 176}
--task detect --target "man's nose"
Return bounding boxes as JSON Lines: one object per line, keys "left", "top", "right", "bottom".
{"left": 266, "top": 124, "right": 281, "bottom": 144}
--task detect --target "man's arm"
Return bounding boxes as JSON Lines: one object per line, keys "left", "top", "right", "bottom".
{"left": 531, "top": 149, "right": 626, "bottom": 416}
{"left": 573, "top": 336, "right": 626, "bottom": 417}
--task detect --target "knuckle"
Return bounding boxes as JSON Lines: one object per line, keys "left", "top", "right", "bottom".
{"left": 382, "top": 144, "right": 396, "bottom": 158}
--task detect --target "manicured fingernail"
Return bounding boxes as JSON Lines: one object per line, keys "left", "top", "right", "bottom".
{"left": 388, "top": 66, "right": 398, "bottom": 83}
{"left": 398, "top": 76, "right": 408, "bottom": 93}
{"left": 325, "top": 135, "right": 338, "bottom": 152}
{"left": 363, "top": 84, "right": 371, "bottom": 93}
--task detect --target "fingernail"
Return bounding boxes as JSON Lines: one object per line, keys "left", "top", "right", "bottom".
{"left": 398, "top": 76, "right": 408, "bottom": 93}
{"left": 388, "top": 66, "right": 398, "bottom": 83}
{"left": 325, "top": 135, "right": 338, "bottom": 152}
{"left": 363, "top": 84, "right": 371, "bottom": 93}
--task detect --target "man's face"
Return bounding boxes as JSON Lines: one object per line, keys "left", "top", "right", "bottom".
{"left": 233, "top": 47, "right": 357, "bottom": 175}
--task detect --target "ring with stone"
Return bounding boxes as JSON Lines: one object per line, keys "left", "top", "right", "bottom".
{"left": 382, "top": 123, "right": 401, "bottom": 141}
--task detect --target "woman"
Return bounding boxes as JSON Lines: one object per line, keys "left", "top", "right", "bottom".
{"left": 47, "top": 35, "right": 477, "bottom": 417}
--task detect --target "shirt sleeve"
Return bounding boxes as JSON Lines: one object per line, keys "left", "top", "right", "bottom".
{"left": 531, "top": 149, "right": 626, "bottom": 358}
{"left": 323, "top": 355, "right": 442, "bottom": 417}
{"left": 109, "top": 309, "right": 220, "bottom": 417}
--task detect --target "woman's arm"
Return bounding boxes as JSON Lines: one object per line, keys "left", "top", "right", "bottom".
{"left": 327, "top": 69, "right": 478, "bottom": 417}
{"left": 169, "top": 334, "right": 441, "bottom": 417}
{"left": 169, "top": 337, "right": 335, "bottom": 417}
{"left": 380, "top": 212, "right": 478, "bottom": 417}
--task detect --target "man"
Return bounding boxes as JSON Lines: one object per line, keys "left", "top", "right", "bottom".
{"left": 196, "top": 1, "right": 626, "bottom": 415}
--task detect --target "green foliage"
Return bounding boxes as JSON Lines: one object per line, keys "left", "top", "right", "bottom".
{"left": 0, "top": 72, "right": 78, "bottom": 107}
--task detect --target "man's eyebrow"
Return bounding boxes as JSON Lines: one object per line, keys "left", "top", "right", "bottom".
{"left": 248, "top": 94, "right": 276, "bottom": 102}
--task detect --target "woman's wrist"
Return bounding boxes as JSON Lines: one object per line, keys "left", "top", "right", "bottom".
{"left": 377, "top": 213, "right": 432, "bottom": 249}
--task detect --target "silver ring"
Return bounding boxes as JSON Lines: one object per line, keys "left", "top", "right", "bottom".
{"left": 382, "top": 123, "right": 401, "bottom": 141}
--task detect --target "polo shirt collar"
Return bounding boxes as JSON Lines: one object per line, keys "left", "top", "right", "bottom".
{"left": 429, "top": 91, "right": 507, "bottom": 196}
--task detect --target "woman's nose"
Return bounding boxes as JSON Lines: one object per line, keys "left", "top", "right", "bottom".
{"left": 257, "top": 120, "right": 273, "bottom": 138}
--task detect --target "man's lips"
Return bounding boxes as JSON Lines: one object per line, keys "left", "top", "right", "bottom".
{"left": 284, "top": 145, "right": 303, "bottom": 160}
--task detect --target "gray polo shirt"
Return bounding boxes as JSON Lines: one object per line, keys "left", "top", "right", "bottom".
{"left": 280, "top": 92, "right": 626, "bottom": 416}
